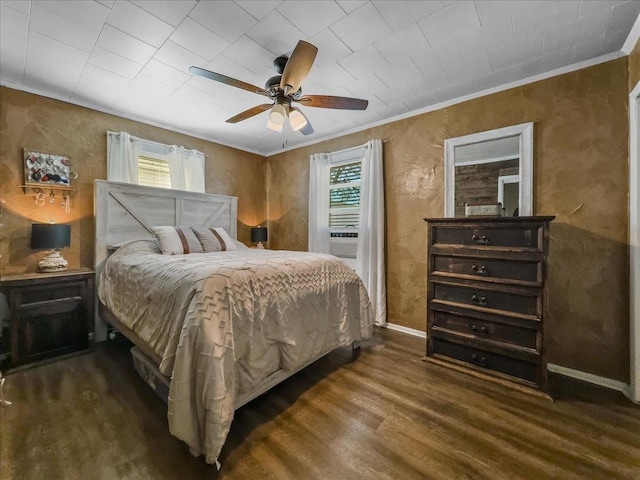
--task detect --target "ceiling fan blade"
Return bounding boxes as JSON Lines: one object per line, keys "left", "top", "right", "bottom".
{"left": 189, "top": 66, "right": 270, "bottom": 97}
{"left": 226, "top": 104, "right": 273, "bottom": 124}
{"left": 280, "top": 41, "right": 318, "bottom": 95}
{"left": 296, "top": 95, "right": 368, "bottom": 110}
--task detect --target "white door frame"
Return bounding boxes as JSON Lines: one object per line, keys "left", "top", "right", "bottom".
{"left": 630, "top": 81, "right": 640, "bottom": 403}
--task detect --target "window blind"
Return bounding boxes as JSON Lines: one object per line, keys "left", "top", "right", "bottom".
{"left": 138, "top": 155, "right": 171, "bottom": 189}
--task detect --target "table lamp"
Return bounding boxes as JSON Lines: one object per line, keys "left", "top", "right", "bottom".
{"left": 31, "top": 223, "right": 71, "bottom": 272}
{"left": 250, "top": 226, "right": 268, "bottom": 249}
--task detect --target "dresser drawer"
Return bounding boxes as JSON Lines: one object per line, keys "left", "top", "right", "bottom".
{"left": 431, "top": 224, "right": 543, "bottom": 251}
{"left": 432, "top": 282, "right": 540, "bottom": 316}
{"left": 431, "top": 310, "right": 539, "bottom": 350}
{"left": 432, "top": 255, "right": 542, "bottom": 285}
{"left": 432, "top": 337, "right": 538, "bottom": 384}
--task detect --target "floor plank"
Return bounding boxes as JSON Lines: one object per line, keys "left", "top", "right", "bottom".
{"left": 1, "top": 327, "right": 638, "bottom": 480}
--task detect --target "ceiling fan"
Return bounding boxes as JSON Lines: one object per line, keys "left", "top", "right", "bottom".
{"left": 189, "top": 40, "right": 368, "bottom": 135}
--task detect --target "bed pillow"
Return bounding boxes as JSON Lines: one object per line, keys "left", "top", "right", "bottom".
{"left": 191, "top": 227, "right": 238, "bottom": 252}
{"left": 151, "top": 226, "right": 204, "bottom": 255}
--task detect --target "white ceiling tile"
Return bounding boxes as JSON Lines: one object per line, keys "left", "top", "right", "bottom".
{"left": 308, "top": 62, "right": 356, "bottom": 90}
{"left": 0, "top": 30, "right": 26, "bottom": 82}
{"left": 222, "top": 35, "right": 277, "bottom": 73}
{"left": 26, "top": 30, "right": 89, "bottom": 76}
{"left": 418, "top": 1, "right": 480, "bottom": 45}
{"left": 173, "top": 83, "right": 222, "bottom": 107}
{"left": 472, "top": 64, "right": 521, "bottom": 92}
{"left": 569, "top": 27, "right": 628, "bottom": 63}
{"left": 405, "top": 68, "right": 449, "bottom": 94}
{"left": 339, "top": 45, "right": 390, "bottom": 79}
{"left": 235, "top": 1, "right": 282, "bottom": 21}
{"left": 107, "top": 1, "right": 174, "bottom": 48}
{"left": 512, "top": 1, "right": 581, "bottom": 38}
{"left": 154, "top": 40, "right": 208, "bottom": 75}
{"left": 345, "top": 72, "right": 388, "bottom": 96}
{"left": 309, "top": 28, "right": 352, "bottom": 67}
{"left": 277, "top": 1, "right": 345, "bottom": 38}
{"left": 330, "top": 2, "right": 391, "bottom": 52}
{"left": 579, "top": 0, "right": 626, "bottom": 18}
{"left": 96, "top": 0, "right": 115, "bottom": 8}
{"left": 542, "top": 9, "right": 610, "bottom": 54}
{"left": 606, "top": 1, "right": 640, "bottom": 35}
{"left": 335, "top": 1, "right": 368, "bottom": 14}
{"left": 170, "top": 16, "right": 230, "bottom": 62}
{"left": 72, "top": 77, "right": 122, "bottom": 108}
{"left": 411, "top": 38, "right": 463, "bottom": 75}
{"left": 246, "top": 10, "right": 307, "bottom": 57}
{"left": 435, "top": 79, "right": 476, "bottom": 102}
{"left": 189, "top": 0, "right": 257, "bottom": 44}
{"left": 2, "top": 0, "right": 31, "bottom": 15}
{"left": 373, "top": 100, "right": 409, "bottom": 118}
{"left": 140, "top": 59, "right": 190, "bottom": 88}
{"left": 488, "top": 33, "right": 543, "bottom": 71}
{"left": 456, "top": 23, "right": 515, "bottom": 60}
{"left": 374, "top": 60, "right": 422, "bottom": 89}
{"left": 373, "top": 23, "right": 430, "bottom": 65}
{"left": 96, "top": 24, "right": 156, "bottom": 65}
{"left": 1, "top": 3, "right": 28, "bottom": 37}
{"left": 88, "top": 46, "right": 143, "bottom": 79}
{"left": 475, "top": 1, "right": 520, "bottom": 27}
{"left": 375, "top": 84, "right": 414, "bottom": 106}
{"left": 372, "top": 0, "right": 443, "bottom": 32}
{"left": 131, "top": 0, "right": 196, "bottom": 27}
{"left": 443, "top": 53, "right": 492, "bottom": 82}
{"left": 80, "top": 63, "right": 131, "bottom": 90}
{"left": 403, "top": 90, "right": 439, "bottom": 111}
{"left": 33, "top": 0, "right": 109, "bottom": 32}
{"left": 30, "top": 4, "right": 99, "bottom": 52}
{"left": 128, "top": 74, "right": 177, "bottom": 98}
{"left": 112, "top": 87, "right": 161, "bottom": 116}
{"left": 24, "top": 56, "right": 77, "bottom": 97}
{"left": 518, "top": 47, "right": 570, "bottom": 78}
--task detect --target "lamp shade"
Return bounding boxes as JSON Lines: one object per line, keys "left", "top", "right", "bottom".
{"left": 250, "top": 226, "right": 268, "bottom": 243}
{"left": 31, "top": 223, "right": 71, "bottom": 250}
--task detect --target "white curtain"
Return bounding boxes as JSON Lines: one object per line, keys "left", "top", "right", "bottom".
{"left": 168, "top": 147, "right": 205, "bottom": 193}
{"left": 107, "top": 131, "right": 139, "bottom": 183}
{"left": 308, "top": 152, "right": 331, "bottom": 253}
{"left": 356, "top": 139, "right": 386, "bottom": 326}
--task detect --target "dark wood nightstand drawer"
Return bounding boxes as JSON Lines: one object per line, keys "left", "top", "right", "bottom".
{"left": 432, "top": 337, "right": 538, "bottom": 384}
{"left": 432, "top": 255, "right": 542, "bottom": 286}
{"left": 431, "top": 224, "right": 543, "bottom": 251}
{"left": 1, "top": 269, "right": 94, "bottom": 368}
{"left": 431, "top": 310, "right": 539, "bottom": 350}
{"left": 432, "top": 282, "right": 541, "bottom": 317}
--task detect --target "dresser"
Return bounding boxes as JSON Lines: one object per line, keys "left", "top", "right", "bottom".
{"left": 0, "top": 269, "right": 94, "bottom": 368}
{"left": 423, "top": 216, "right": 554, "bottom": 398}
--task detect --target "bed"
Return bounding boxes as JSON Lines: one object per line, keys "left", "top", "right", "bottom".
{"left": 93, "top": 180, "right": 374, "bottom": 465}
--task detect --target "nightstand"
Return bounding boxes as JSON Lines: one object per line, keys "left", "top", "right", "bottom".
{"left": 0, "top": 269, "right": 94, "bottom": 368}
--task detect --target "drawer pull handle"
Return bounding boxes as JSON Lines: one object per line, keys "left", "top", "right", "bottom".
{"left": 471, "top": 294, "right": 488, "bottom": 305}
{"left": 471, "top": 264, "right": 487, "bottom": 275}
{"left": 472, "top": 234, "right": 490, "bottom": 244}
{"left": 471, "top": 354, "right": 487, "bottom": 367}
{"left": 471, "top": 324, "right": 489, "bottom": 335}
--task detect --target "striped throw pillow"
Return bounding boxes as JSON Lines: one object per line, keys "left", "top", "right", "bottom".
{"left": 191, "top": 227, "right": 238, "bottom": 252}
{"left": 151, "top": 226, "right": 204, "bottom": 255}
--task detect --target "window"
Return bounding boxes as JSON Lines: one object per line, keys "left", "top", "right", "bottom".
{"left": 329, "top": 161, "right": 361, "bottom": 228}
{"left": 138, "top": 155, "right": 171, "bottom": 189}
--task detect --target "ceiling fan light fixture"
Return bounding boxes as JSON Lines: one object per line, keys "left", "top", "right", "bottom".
{"left": 266, "top": 116, "right": 283, "bottom": 132}
{"left": 269, "top": 103, "right": 287, "bottom": 126}
{"left": 289, "top": 107, "right": 308, "bottom": 131}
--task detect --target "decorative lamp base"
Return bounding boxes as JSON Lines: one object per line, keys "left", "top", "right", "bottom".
{"left": 38, "top": 250, "right": 68, "bottom": 272}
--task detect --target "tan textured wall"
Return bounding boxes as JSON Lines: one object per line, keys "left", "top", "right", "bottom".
{"left": 629, "top": 38, "right": 640, "bottom": 90}
{"left": 267, "top": 58, "right": 630, "bottom": 382}
{"left": 0, "top": 87, "right": 266, "bottom": 276}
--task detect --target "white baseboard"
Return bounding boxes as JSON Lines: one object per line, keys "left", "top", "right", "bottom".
{"left": 383, "top": 322, "right": 426, "bottom": 338}
{"left": 547, "top": 363, "right": 629, "bottom": 393}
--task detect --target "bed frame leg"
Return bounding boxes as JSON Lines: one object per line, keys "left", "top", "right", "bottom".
{"left": 352, "top": 340, "right": 360, "bottom": 350}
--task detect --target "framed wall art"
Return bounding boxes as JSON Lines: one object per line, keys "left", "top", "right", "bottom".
{"left": 24, "top": 149, "right": 73, "bottom": 186}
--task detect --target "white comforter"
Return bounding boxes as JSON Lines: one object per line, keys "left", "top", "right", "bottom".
{"left": 98, "top": 240, "right": 374, "bottom": 464}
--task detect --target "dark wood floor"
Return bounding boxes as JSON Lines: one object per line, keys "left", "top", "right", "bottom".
{"left": 1, "top": 327, "right": 639, "bottom": 480}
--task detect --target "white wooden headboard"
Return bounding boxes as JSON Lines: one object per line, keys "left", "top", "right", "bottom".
{"left": 93, "top": 179, "right": 238, "bottom": 340}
